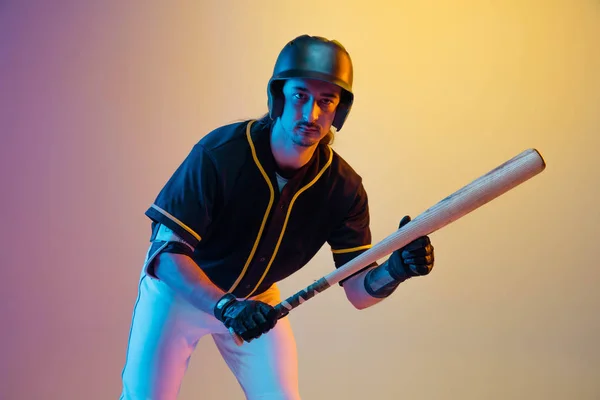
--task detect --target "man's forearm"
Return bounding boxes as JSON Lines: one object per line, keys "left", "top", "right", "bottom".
{"left": 343, "top": 260, "right": 407, "bottom": 310}
{"left": 153, "top": 252, "right": 227, "bottom": 315}
{"left": 342, "top": 265, "right": 386, "bottom": 310}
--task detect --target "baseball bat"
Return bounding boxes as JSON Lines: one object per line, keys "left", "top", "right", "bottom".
{"left": 230, "top": 148, "right": 546, "bottom": 345}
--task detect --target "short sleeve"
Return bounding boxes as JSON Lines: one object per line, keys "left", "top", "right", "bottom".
{"left": 144, "top": 144, "right": 219, "bottom": 248}
{"left": 327, "top": 181, "right": 377, "bottom": 285}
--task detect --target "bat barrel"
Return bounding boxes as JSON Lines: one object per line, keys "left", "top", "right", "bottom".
{"left": 322, "top": 148, "right": 546, "bottom": 286}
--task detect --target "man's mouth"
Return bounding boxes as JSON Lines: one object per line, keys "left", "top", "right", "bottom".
{"left": 298, "top": 126, "right": 319, "bottom": 133}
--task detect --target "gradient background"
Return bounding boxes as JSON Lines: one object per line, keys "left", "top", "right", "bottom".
{"left": 1, "top": 1, "right": 599, "bottom": 399}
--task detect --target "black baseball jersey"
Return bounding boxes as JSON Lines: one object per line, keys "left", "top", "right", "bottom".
{"left": 145, "top": 118, "right": 375, "bottom": 298}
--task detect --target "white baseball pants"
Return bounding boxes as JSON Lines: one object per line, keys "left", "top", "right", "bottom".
{"left": 119, "top": 264, "right": 301, "bottom": 400}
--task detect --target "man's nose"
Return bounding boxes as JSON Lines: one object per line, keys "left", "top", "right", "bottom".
{"left": 303, "top": 100, "right": 320, "bottom": 123}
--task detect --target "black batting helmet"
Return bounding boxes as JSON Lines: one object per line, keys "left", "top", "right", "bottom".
{"left": 267, "top": 35, "right": 354, "bottom": 131}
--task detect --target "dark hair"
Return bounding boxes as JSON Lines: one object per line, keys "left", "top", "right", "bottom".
{"left": 255, "top": 113, "right": 335, "bottom": 145}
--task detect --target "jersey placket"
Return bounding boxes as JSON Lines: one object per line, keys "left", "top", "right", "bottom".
{"left": 234, "top": 175, "right": 301, "bottom": 298}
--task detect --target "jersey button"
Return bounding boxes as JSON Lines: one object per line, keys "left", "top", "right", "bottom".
{"left": 259, "top": 257, "right": 266, "bottom": 262}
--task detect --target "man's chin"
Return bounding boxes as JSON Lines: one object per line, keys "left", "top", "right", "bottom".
{"left": 293, "top": 130, "right": 321, "bottom": 147}
{"left": 292, "top": 138, "right": 317, "bottom": 148}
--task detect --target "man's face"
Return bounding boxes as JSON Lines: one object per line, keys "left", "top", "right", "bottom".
{"left": 278, "top": 78, "right": 342, "bottom": 147}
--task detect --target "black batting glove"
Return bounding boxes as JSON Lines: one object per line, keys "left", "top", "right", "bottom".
{"left": 387, "top": 215, "right": 435, "bottom": 280}
{"left": 214, "top": 294, "right": 278, "bottom": 343}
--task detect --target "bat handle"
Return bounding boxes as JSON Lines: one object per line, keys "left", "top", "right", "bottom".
{"left": 274, "top": 303, "right": 289, "bottom": 318}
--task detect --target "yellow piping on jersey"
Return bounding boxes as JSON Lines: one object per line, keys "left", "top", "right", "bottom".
{"left": 226, "top": 120, "right": 275, "bottom": 294}
{"left": 150, "top": 204, "right": 202, "bottom": 242}
{"left": 245, "top": 144, "right": 334, "bottom": 298}
{"left": 331, "top": 244, "right": 372, "bottom": 254}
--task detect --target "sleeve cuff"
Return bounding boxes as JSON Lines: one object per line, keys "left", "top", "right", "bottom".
{"left": 145, "top": 204, "right": 202, "bottom": 248}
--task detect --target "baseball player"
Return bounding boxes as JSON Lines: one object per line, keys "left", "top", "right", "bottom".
{"left": 119, "top": 34, "right": 435, "bottom": 400}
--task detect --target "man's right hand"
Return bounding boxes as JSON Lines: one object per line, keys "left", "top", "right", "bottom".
{"left": 214, "top": 294, "right": 279, "bottom": 342}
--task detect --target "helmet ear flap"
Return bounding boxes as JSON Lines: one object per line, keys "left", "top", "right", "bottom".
{"left": 267, "top": 80, "right": 285, "bottom": 120}
{"left": 332, "top": 89, "right": 354, "bottom": 130}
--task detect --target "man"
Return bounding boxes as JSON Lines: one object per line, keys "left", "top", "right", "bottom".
{"left": 119, "top": 34, "right": 435, "bottom": 400}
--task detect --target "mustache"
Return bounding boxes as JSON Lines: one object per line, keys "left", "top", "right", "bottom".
{"left": 296, "top": 122, "right": 320, "bottom": 130}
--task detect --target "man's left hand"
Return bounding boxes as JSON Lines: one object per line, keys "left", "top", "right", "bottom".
{"left": 388, "top": 215, "right": 435, "bottom": 280}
